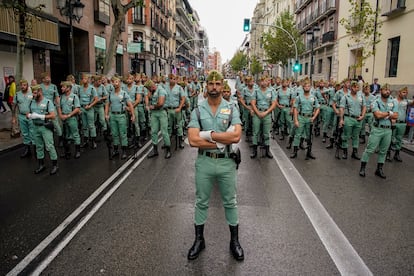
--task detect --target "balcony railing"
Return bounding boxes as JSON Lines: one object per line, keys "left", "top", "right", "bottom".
{"left": 322, "top": 31, "right": 335, "bottom": 43}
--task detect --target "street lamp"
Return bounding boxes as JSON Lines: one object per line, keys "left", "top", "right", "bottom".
{"left": 56, "top": 0, "right": 85, "bottom": 75}
{"left": 306, "top": 26, "right": 320, "bottom": 81}
{"left": 151, "top": 37, "right": 159, "bottom": 75}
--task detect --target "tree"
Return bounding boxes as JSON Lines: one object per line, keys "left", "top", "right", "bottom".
{"left": 103, "top": 0, "right": 144, "bottom": 75}
{"left": 0, "top": 1, "right": 44, "bottom": 87}
{"left": 262, "top": 11, "right": 304, "bottom": 66}
{"left": 229, "top": 51, "right": 248, "bottom": 73}
{"left": 339, "top": 0, "right": 382, "bottom": 70}
{"left": 250, "top": 56, "right": 263, "bottom": 77}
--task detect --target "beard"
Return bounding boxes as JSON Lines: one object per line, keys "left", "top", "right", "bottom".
{"left": 381, "top": 93, "right": 390, "bottom": 98}
{"left": 207, "top": 90, "right": 220, "bottom": 98}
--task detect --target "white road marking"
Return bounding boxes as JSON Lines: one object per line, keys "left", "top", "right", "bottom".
{"left": 271, "top": 142, "right": 373, "bottom": 276}
{"left": 7, "top": 142, "right": 153, "bottom": 276}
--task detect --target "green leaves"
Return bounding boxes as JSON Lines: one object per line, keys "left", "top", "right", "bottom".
{"left": 229, "top": 51, "right": 248, "bottom": 72}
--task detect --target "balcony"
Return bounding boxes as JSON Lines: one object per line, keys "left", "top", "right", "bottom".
{"left": 295, "top": 0, "right": 312, "bottom": 14}
{"left": 322, "top": 31, "right": 335, "bottom": 43}
{"left": 315, "top": 0, "right": 336, "bottom": 23}
{"left": 382, "top": 0, "right": 406, "bottom": 16}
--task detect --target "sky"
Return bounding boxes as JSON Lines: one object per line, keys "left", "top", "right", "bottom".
{"left": 189, "top": 0, "right": 259, "bottom": 62}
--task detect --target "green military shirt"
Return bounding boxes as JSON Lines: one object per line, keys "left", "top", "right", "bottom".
{"left": 108, "top": 90, "right": 131, "bottom": 112}
{"left": 60, "top": 92, "right": 80, "bottom": 114}
{"left": 333, "top": 89, "right": 347, "bottom": 105}
{"left": 364, "top": 94, "right": 376, "bottom": 112}
{"left": 13, "top": 90, "right": 33, "bottom": 114}
{"left": 150, "top": 85, "right": 167, "bottom": 107}
{"left": 125, "top": 84, "right": 139, "bottom": 103}
{"left": 165, "top": 84, "right": 184, "bottom": 108}
{"left": 136, "top": 84, "right": 147, "bottom": 105}
{"left": 371, "top": 97, "right": 398, "bottom": 127}
{"left": 79, "top": 84, "right": 97, "bottom": 105}
{"left": 396, "top": 98, "right": 414, "bottom": 121}
{"left": 241, "top": 86, "right": 257, "bottom": 105}
{"left": 254, "top": 87, "right": 276, "bottom": 110}
{"left": 326, "top": 87, "right": 336, "bottom": 106}
{"left": 277, "top": 88, "right": 293, "bottom": 106}
{"left": 30, "top": 98, "right": 55, "bottom": 125}
{"left": 71, "top": 83, "right": 81, "bottom": 97}
{"left": 294, "top": 93, "right": 320, "bottom": 114}
{"left": 313, "top": 88, "right": 327, "bottom": 105}
{"left": 188, "top": 98, "right": 241, "bottom": 154}
{"left": 339, "top": 92, "right": 366, "bottom": 116}
{"left": 95, "top": 84, "right": 108, "bottom": 104}
{"left": 40, "top": 83, "right": 58, "bottom": 103}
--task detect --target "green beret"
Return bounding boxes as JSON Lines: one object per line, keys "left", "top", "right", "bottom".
{"left": 20, "top": 79, "right": 28, "bottom": 84}
{"left": 399, "top": 86, "right": 408, "bottom": 92}
{"left": 350, "top": 80, "right": 358, "bottom": 87}
{"left": 382, "top": 83, "right": 390, "bottom": 90}
{"left": 111, "top": 76, "right": 120, "bottom": 82}
{"left": 206, "top": 70, "right": 223, "bottom": 82}
{"left": 31, "top": 85, "right": 41, "bottom": 91}
{"left": 223, "top": 81, "right": 231, "bottom": 91}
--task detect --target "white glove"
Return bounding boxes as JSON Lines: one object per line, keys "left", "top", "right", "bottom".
{"left": 388, "top": 111, "right": 394, "bottom": 117}
{"left": 216, "top": 142, "right": 226, "bottom": 152}
{"left": 199, "top": 130, "right": 214, "bottom": 142}
{"left": 31, "top": 112, "right": 45, "bottom": 120}
{"left": 27, "top": 113, "right": 32, "bottom": 119}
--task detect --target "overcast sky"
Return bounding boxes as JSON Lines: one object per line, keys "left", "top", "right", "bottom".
{"left": 190, "top": 0, "right": 259, "bottom": 62}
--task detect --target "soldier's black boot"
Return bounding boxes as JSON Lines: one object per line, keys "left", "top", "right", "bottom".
{"left": 229, "top": 225, "right": 244, "bottom": 261}
{"left": 50, "top": 160, "right": 58, "bottom": 175}
{"left": 20, "top": 145, "right": 31, "bottom": 158}
{"left": 386, "top": 150, "right": 392, "bottom": 162}
{"left": 279, "top": 131, "right": 285, "bottom": 140}
{"left": 58, "top": 136, "right": 64, "bottom": 148}
{"left": 326, "top": 138, "right": 334, "bottom": 149}
{"left": 34, "top": 158, "right": 46, "bottom": 174}
{"left": 286, "top": 136, "right": 293, "bottom": 149}
{"left": 81, "top": 137, "right": 89, "bottom": 148}
{"left": 360, "top": 135, "right": 366, "bottom": 144}
{"left": 322, "top": 132, "right": 327, "bottom": 143}
{"left": 187, "top": 224, "right": 205, "bottom": 260}
{"left": 111, "top": 145, "right": 120, "bottom": 158}
{"left": 164, "top": 146, "right": 172, "bottom": 159}
{"left": 147, "top": 144, "right": 158, "bottom": 158}
{"left": 290, "top": 146, "right": 298, "bottom": 159}
{"left": 351, "top": 148, "right": 360, "bottom": 160}
{"left": 178, "top": 136, "right": 185, "bottom": 149}
{"left": 64, "top": 143, "right": 71, "bottom": 160}
{"left": 74, "top": 145, "right": 81, "bottom": 159}
{"left": 91, "top": 137, "right": 97, "bottom": 149}
{"left": 299, "top": 138, "right": 305, "bottom": 150}
{"left": 342, "top": 148, "right": 348, "bottom": 159}
{"left": 393, "top": 150, "right": 402, "bottom": 162}
{"left": 265, "top": 145, "right": 273, "bottom": 159}
{"left": 121, "top": 146, "right": 128, "bottom": 160}
{"left": 375, "top": 163, "right": 386, "bottom": 179}
{"left": 359, "top": 161, "right": 367, "bottom": 177}
{"left": 136, "top": 136, "right": 143, "bottom": 148}
{"left": 305, "top": 147, "right": 316, "bottom": 160}
{"left": 250, "top": 145, "right": 257, "bottom": 158}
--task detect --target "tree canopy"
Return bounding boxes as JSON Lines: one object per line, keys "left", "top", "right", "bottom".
{"left": 229, "top": 51, "right": 248, "bottom": 73}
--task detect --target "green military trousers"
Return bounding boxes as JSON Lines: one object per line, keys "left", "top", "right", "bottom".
{"left": 137, "top": 104, "right": 147, "bottom": 132}
{"left": 150, "top": 109, "right": 170, "bottom": 146}
{"left": 167, "top": 108, "right": 183, "bottom": 136}
{"left": 252, "top": 113, "right": 272, "bottom": 146}
{"left": 194, "top": 154, "right": 238, "bottom": 226}
{"left": 360, "top": 112, "right": 374, "bottom": 136}
{"left": 18, "top": 113, "right": 33, "bottom": 145}
{"left": 361, "top": 126, "right": 392, "bottom": 164}
{"left": 110, "top": 113, "right": 128, "bottom": 146}
{"left": 81, "top": 107, "right": 96, "bottom": 138}
{"left": 33, "top": 125, "right": 58, "bottom": 160}
{"left": 94, "top": 104, "right": 107, "bottom": 131}
{"left": 63, "top": 117, "right": 81, "bottom": 145}
{"left": 323, "top": 106, "right": 335, "bottom": 135}
{"left": 279, "top": 107, "right": 293, "bottom": 133}
{"left": 342, "top": 116, "right": 362, "bottom": 149}
{"left": 391, "top": 122, "right": 406, "bottom": 150}
{"left": 243, "top": 106, "right": 252, "bottom": 134}
{"left": 293, "top": 115, "right": 312, "bottom": 146}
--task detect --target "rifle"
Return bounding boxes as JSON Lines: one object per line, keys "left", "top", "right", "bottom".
{"left": 334, "top": 115, "right": 343, "bottom": 159}
{"left": 103, "top": 119, "right": 113, "bottom": 160}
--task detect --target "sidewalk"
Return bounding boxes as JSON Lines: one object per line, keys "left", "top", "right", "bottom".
{"left": 0, "top": 110, "right": 23, "bottom": 153}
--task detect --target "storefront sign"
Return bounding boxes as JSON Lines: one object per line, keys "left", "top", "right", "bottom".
{"left": 116, "top": 44, "right": 123, "bottom": 54}
{"left": 94, "top": 35, "right": 106, "bottom": 50}
{"left": 127, "top": 42, "right": 141, "bottom": 53}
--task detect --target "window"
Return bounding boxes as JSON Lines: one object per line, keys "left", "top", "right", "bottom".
{"left": 387, "top": 36, "right": 400, "bottom": 77}
{"left": 318, "top": 59, "right": 323, "bottom": 74}
{"left": 132, "top": 6, "right": 145, "bottom": 24}
{"left": 95, "top": 0, "right": 110, "bottom": 25}
{"left": 305, "top": 62, "right": 309, "bottom": 75}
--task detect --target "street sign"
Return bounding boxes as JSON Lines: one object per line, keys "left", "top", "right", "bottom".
{"left": 127, "top": 42, "right": 141, "bottom": 53}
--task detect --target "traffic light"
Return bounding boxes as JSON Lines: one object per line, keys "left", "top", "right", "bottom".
{"left": 243, "top": 18, "right": 250, "bottom": 32}
{"left": 293, "top": 61, "right": 301, "bottom": 72}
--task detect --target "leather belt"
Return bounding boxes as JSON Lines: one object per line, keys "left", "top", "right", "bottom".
{"left": 111, "top": 111, "right": 125, "bottom": 114}
{"left": 373, "top": 122, "right": 391, "bottom": 129}
{"left": 33, "top": 122, "right": 44, "bottom": 126}
{"left": 166, "top": 107, "right": 178, "bottom": 110}
{"left": 198, "top": 150, "right": 228, "bottom": 159}
{"left": 258, "top": 108, "right": 268, "bottom": 111}
{"left": 397, "top": 120, "right": 406, "bottom": 123}
{"left": 344, "top": 114, "right": 359, "bottom": 119}
{"left": 300, "top": 113, "right": 313, "bottom": 117}
{"left": 81, "top": 104, "right": 89, "bottom": 107}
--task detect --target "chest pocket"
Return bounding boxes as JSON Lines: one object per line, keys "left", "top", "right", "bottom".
{"left": 196, "top": 106, "right": 233, "bottom": 131}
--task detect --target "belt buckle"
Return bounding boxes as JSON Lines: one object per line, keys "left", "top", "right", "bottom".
{"left": 210, "top": 152, "right": 218, "bottom": 159}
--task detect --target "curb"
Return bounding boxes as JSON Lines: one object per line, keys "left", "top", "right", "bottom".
{"left": 0, "top": 142, "right": 24, "bottom": 155}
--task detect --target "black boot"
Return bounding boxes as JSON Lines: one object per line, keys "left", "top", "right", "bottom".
{"left": 393, "top": 150, "right": 402, "bottom": 162}
{"left": 326, "top": 138, "right": 334, "bottom": 149}
{"left": 386, "top": 150, "right": 392, "bottom": 162}
{"left": 34, "top": 158, "right": 46, "bottom": 174}
{"left": 58, "top": 136, "right": 64, "bottom": 148}
{"left": 342, "top": 148, "right": 348, "bottom": 159}
{"left": 74, "top": 145, "right": 81, "bottom": 159}
{"left": 111, "top": 145, "right": 120, "bottom": 158}
{"left": 305, "top": 147, "right": 316, "bottom": 160}
{"left": 279, "top": 132, "right": 285, "bottom": 140}
{"left": 121, "top": 146, "right": 128, "bottom": 160}
{"left": 229, "top": 225, "right": 244, "bottom": 261}
{"left": 148, "top": 144, "right": 158, "bottom": 158}
{"left": 81, "top": 137, "right": 89, "bottom": 148}
{"left": 20, "top": 145, "right": 31, "bottom": 158}
{"left": 265, "top": 145, "right": 273, "bottom": 159}
{"left": 299, "top": 138, "right": 305, "bottom": 150}
{"left": 136, "top": 136, "right": 143, "bottom": 148}
{"left": 290, "top": 146, "right": 298, "bottom": 159}
{"left": 165, "top": 146, "right": 172, "bottom": 159}
{"left": 91, "top": 137, "right": 97, "bottom": 149}
{"left": 50, "top": 160, "right": 59, "bottom": 175}
{"left": 322, "top": 132, "right": 327, "bottom": 143}
{"left": 375, "top": 163, "right": 386, "bottom": 179}
{"left": 250, "top": 145, "right": 257, "bottom": 159}
{"left": 286, "top": 136, "right": 293, "bottom": 149}
{"left": 360, "top": 135, "right": 366, "bottom": 144}
{"left": 351, "top": 148, "right": 360, "bottom": 160}
{"left": 178, "top": 136, "right": 185, "bottom": 149}
{"left": 359, "top": 161, "right": 367, "bottom": 177}
{"left": 187, "top": 224, "right": 205, "bottom": 260}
